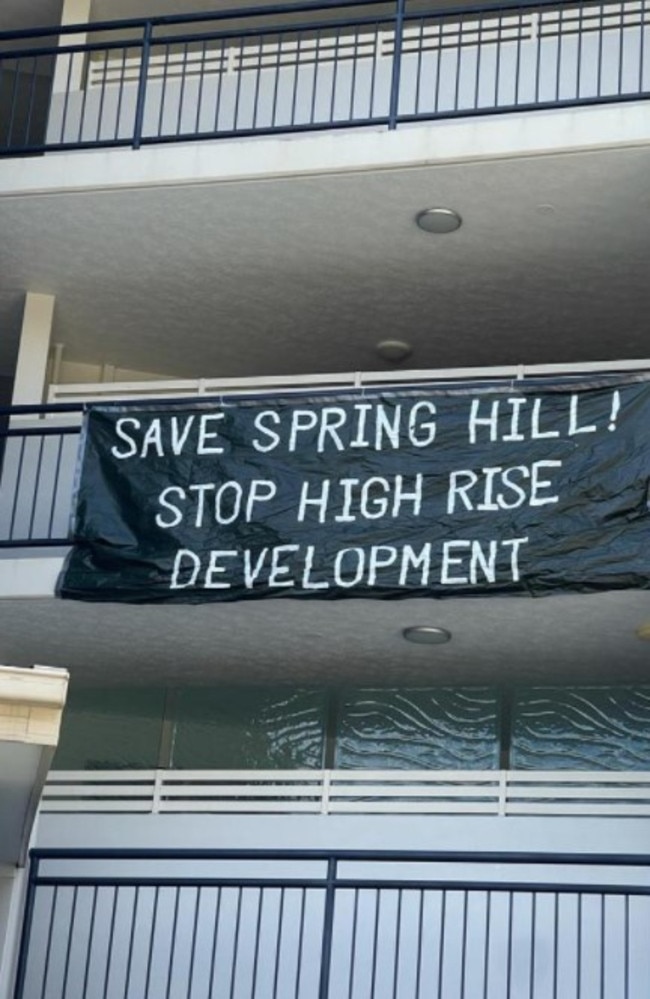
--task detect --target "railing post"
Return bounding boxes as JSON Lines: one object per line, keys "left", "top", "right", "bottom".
{"left": 132, "top": 20, "right": 153, "bottom": 149}
{"left": 11, "top": 854, "right": 39, "bottom": 999}
{"left": 317, "top": 857, "right": 337, "bottom": 999}
{"left": 388, "top": 0, "right": 406, "bottom": 129}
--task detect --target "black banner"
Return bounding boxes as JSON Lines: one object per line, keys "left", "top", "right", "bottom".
{"left": 59, "top": 377, "right": 650, "bottom": 602}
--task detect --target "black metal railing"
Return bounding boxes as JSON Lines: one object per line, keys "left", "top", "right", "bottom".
{"left": 13, "top": 847, "right": 650, "bottom": 998}
{"left": 0, "top": 403, "right": 82, "bottom": 547}
{"left": 1, "top": 0, "right": 649, "bottom": 156}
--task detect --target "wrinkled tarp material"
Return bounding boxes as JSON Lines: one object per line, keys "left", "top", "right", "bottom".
{"left": 58, "top": 377, "right": 650, "bottom": 602}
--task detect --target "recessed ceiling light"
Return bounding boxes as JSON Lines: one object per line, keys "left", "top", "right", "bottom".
{"left": 376, "top": 339, "right": 412, "bottom": 363}
{"left": 402, "top": 626, "right": 452, "bottom": 645}
{"left": 415, "top": 208, "right": 462, "bottom": 234}
{"left": 635, "top": 623, "right": 650, "bottom": 641}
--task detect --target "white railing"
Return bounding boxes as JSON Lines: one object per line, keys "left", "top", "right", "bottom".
{"left": 86, "top": 3, "right": 650, "bottom": 90}
{"left": 46, "top": 357, "right": 650, "bottom": 405}
{"left": 41, "top": 769, "right": 650, "bottom": 816}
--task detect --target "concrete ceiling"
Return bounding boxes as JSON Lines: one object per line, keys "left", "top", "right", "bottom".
{"left": 1, "top": 143, "right": 650, "bottom": 383}
{"left": 1, "top": 589, "right": 650, "bottom": 688}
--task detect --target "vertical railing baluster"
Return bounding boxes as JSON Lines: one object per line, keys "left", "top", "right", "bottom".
{"left": 347, "top": 888, "right": 359, "bottom": 999}
{"left": 271, "top": 888, "right": 285, "bottom": 999}
{"left": 289, "top": 33, "right": 300, "bottom": 126}
{"left": 157, "top": 42, "right": 171, "bottom": 137}
{"left": 474, "top": 15, "right": 483, "bottom": 109}
{"left": 76, "top": 46, "right": 90, "bottom": 143}
{"left": 555, "top": 5, "right": 563, "bottom": 102}
{"left": 349, "top": 28, "right": 359, "bottom": 122}
{"left": 228, "top": 887, "right": 243, "bottom": 999}
{"left": 460, "top": 890, "right": 468, "bottom": 999}
{"left": 186, "top": 887, "right": 201, "bottom": 999}
{"left": 102, "top": 886, "right": 119, "bottom": 999}
{"left": 124, "top": 886, "right": 139, "bottom": 999}
{"left": 252, "top": 35, "right": 264, "bottom": 129}
{"left": 534, "top": 8, "right": 542, "bottom": 103}
{"left": 392, "top": 889, "right": 403, "bottom": 998}
{"left": 115, "top": 47, "right": 127, "bottom": 139}
{"left": 600, "top": 895, "right": 606, "bottom": 999}
{"left": 310, "top": 31, "right": 322, "bottom": 124}
{"left": 143, "top": 886, "right": 160, "bottom": 999}
{"left": 329, "top": 28, "right": 341, "bottom": 123}
{"left": 576, "top": 2, "right": 584, "bottom": 100}
{"left": 9, "top": 437, "right": 26, "bottom": 541}
{"left": 454, "top": 16, "right": 463, "bottom": 110}
{"left": 506, "top": 892, "right": 514, "bottom": 998}
{"left": 24, "top": 56, "right": 39, "bottom": 147}
{"left": 195, "top": 40, "right": 207, "bottom": 133}
{"left": 514, "top": 11, "right": 522, "bottom": 104}
{"left": 165, "top": 886, "right": 181, "bottom": 999}
{"left": 294, "top": 888, "right": 307, "bottom": 999}
{"left": 368, "top": 24, "right": 379, "bottom": 118}
{"left": 618, "top": 0, "right": 625, "bottom": 95}
{"left": 552, "top": 893, "right": 559, "bottom": 999}
{"left": 434, "top": 18, "right": 443, "bottom": 112}
{"left": 388, "top": 0, "right": 406, "bottom": 128}
{"left": 96, "top": 48, "right": 109, "bottom": 141}
{"left": 58, "top": 51, "right": 74, "bottom": 144}
{"left": 494, "top": 13, "right": 503, "bottom": 106}
{"left": 317, "top": 858, "right": 337, "bottom": 999}
{"left": 5, "top": 57, "right": 21, "bottom": 149}
{"left": 414, "top": 19, "right": 423, "bottom": 115}
{"left": 27, "top": 436, "right": 44, "bottom": 540}
{"left": 437, "top": 890, "right": 446, "bottom": 999}
{"left": 483, "top": 891, "right": 491, "bottom": 999}
{"left": 132, "top": 20, "right": 152, "bottom": 149}
{"left": 369, "top": 888, "right": 381, "bottom": 997}
{"left": 61, "top": 886, "right": 78, "bottom": 998}
{"left": 81, "top": 885, "right": 98, "bottom": 999}
{"left": 414, "top": 890, "right": 424, "bottom": 999}
{"left": 207, "top": 886, "right": 222, "bottom": 999}
{"left": 233, "top": 42, "right": 244, "bottom": 131}
{"left": 639, "top": 0, "right": 646, "bottom": 92}
{"left": 250, "top": 888, "right": 265, "bottom": 998}
{"left": 623, "top": 895, "right": 630, "bottom": 999}
{"left": 597, "top": 2, "right": 604, "bottom": 96}
{"left": 576, "top": 893, "right": 582, "bottom": 999}
{"left": 272, "top": 32, "right": 283, "bottom": 127}
{"left": 176, "top": 42, "right": 188, "bottom": 136}
{"left": 213, "top": 40, "right": 224, "bottom": 133}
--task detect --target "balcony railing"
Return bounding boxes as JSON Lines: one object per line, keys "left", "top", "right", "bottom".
{"left": 1, "top": 0, "right": 649, "bottom": 156}
{"left": 41, "top": 767, "right": 650, "bottom": 816}
{"left": 14, "top": 847, "right": 650, "bottom": 999}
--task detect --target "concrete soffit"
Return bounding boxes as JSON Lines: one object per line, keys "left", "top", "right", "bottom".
{"left": 0, "top": 665, "right": 69, "bottom": 866}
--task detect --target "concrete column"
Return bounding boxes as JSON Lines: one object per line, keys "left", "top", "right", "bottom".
{"left": 0, "top": 862, "right": 29, "bottom": 999}
{"left": 11, "top": 293, "right": 56, "bottom": 407}
{"left": 53, "top": 0, "right": 93, "bottom": 94}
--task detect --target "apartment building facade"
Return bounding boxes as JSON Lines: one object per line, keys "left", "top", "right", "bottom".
{"left": 1, "top": 0, "right": 650, "bottom": 995}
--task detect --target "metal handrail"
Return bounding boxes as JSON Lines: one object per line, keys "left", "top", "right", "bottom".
{"left": 0, "top": 0, "right": 609, "bottom": 43}
{"left": 1, "top": 0, "right": 648, "bottom": 156}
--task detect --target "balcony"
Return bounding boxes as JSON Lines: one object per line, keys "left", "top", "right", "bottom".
{"left": 1, "top": 0, "right": 649, "bottom": 156}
